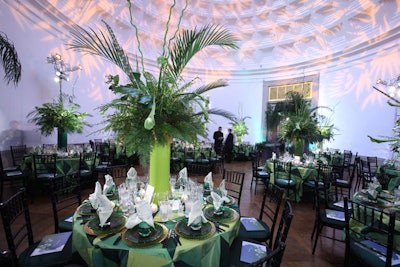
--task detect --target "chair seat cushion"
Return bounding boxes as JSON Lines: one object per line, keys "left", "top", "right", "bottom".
{"left": 275, "top": 178, "right": 296, "bottom": 187}
{"left": 320, "top": 210, "right": 346, "bottom": 228}
{"left": 256, "top": 171, "right": 269, "bottom": 178}
{"left": 229, "top": 237, "right": 270, "bottom": 266}
{"left": 58, "top": 214, "right": 74, "bottom": 232}
{"left": 37, "top": 173, "right": 64, "bottom": 180}
{"left": 237, "top": 219, "right": 270, "bottom": 241}
{"left": 349, "top": 239, "right": 400, "bottom": 267}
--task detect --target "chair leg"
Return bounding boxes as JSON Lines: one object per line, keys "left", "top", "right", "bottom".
{"left": 312, "top": 224, "right": 322, "bottom": 254}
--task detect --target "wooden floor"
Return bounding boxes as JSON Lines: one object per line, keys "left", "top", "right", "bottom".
{"left": 0, "top": 160, "right": 347, "bottom": 266}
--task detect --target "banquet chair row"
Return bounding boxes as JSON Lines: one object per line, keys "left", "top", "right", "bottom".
{"left": 229, "top": 198, "right": 294, "bottom": 266}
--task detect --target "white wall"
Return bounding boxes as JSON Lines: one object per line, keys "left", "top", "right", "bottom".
{"left": 1, "top": 1, "right": 399, "bottom": 159}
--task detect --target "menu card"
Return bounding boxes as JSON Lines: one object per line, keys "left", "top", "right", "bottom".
{"left": 240, "top": 240, "right": 266, "bottom": 263}
{"left": 240, "top": 217, "right": 265, "bottom": 231}
{"left": 326, "top": 209, "right": 345, "bottom": 221}
{"left": 30, "top": 231, "right": 71, "bottom": 256}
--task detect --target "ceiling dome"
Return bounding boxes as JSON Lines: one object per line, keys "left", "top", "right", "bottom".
{"left": 4, "top": 0, "right": 400, "bottom": 73}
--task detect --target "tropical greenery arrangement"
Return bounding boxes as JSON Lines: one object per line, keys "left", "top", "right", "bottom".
{"left": 278, "top": 91, "right": 335, "bottom": 155}
{"left": 27, "top": 93, "right": 90, "bottom": 149}
{"left": 0, "top": 31, "right": 21, "bottom": 86}
{"left": 368, "top": 85, "right": 400, "bottom": 165}
{"left": 229, "top": 106, "right": 250, "bottom": 143}
{"left": 67, "top": 0, "right": 238, "bottom": 197}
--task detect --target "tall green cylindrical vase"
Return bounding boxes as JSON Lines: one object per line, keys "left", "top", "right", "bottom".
{"left": 293, "top": 140, "right": 304, "bottom": 157}
{"left": 57, "top": 128, "right": 67, "bottom": 150}
{"left": 149, "top": 143, "right": 171, "bottom": 204}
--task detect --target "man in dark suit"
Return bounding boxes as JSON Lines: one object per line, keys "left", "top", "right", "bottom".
{"left": 213, "top": 126, "right": 223, "bottom": 156}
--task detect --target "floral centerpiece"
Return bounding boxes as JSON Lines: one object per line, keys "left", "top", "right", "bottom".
{"left": 68, "top": 0, "right": 238, "bottom": 200}
{"left": 229, "top": 104, "right": 250, "bottom": 143}
{"left": 27, "top": 93, "right": 90, "bottom": 150}
{"left": 279, "top": 91, "right": 335, "bottom": 156}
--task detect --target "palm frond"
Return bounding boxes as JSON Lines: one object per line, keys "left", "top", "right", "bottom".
{"left": 168, "top": 24, "right": 238, "bottom": 80}
{"left": 0, "top": 32, "right": 21, "bottom": 86}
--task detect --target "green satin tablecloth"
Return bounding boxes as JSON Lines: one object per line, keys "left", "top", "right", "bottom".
{"left": 265, "top": 160, "right": 318, "bottom": 202}
{"left": 72, "top": 208, "right": 240, "bottom": 267}
{"left": 21, "top": 155, "right": 81, "bottom": 177}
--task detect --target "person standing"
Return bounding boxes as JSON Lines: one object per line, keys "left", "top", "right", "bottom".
{"left": 213, "top": 126, "right": 224, "bottom": 155}
{"left": 224, "top": 128, "right": 234, "bottom": 163}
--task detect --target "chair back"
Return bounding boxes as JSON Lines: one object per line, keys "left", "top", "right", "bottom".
{"left": 51, "top": 183, "right": 81, "bottom": 233}
{"left": 344, "top": 197, "right": 396, "bottom": 267}
{"left": 187, "top": 163, "right": 212, "bottom": 176}
{"left": 248, "top": 242, "right": 286, "bottom": 267}
{"left": 360, "top": 158, "right": 374, "bottom": 188}
{"left": 366, "top": 156, "right": 378, "bottom": 173}
{"left": 222, "top": 169, "right": 245, "bottom": 206}
{"left": 273, "top": 161, "right": 292, "bottom": 181}
{"left": 271, "top": 200, "right": 294, "bottom": 266}
{"left": 259, "top": 182, "right": 284, "bottom": 247}
{"left": 10, "top": 145, "right": 27, "bottom": 168}
{"left": 315, "top": 164, "right": 338, "bottom": 206}
{"left": 32, "top": 154, "right": 59, "bottom": 179}
{"left": 0, "top": 188, "right": 34, "bottom": 263}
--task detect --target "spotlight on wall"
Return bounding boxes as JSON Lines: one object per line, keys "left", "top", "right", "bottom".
{"left": 376, "top": 75, "right": 400, "bottom": 98}
{"left": 46, "top": 53, "right": 81, "bottom": 83}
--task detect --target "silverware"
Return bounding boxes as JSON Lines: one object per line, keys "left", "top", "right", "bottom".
{"left": 100, "top": 228, "right": 125, "bottom": 241}
{"left": 113, "top": 234, "right": 122, "bottom": 245}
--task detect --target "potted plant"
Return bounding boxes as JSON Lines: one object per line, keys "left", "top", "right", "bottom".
{"left": 68, "top": 0, "right": 238, "bottom": 199}
{"left": 279, "top": 91, "right": 334, "bottom": 156}
{"left": 27, "top": 93, "right": 90, "bottom": 150}
{"left": 230, "top": 116, "right": 250, "bottom": 144}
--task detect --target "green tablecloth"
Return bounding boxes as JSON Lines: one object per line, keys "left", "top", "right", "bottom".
{"left": 72, "top": 208, "right": 240, "bottom": 267}
{"left": 21, "top": 156, "right": 81, "bottom": 178}
{"left": 265, "top": 160, "right": 318, "bottom": 202}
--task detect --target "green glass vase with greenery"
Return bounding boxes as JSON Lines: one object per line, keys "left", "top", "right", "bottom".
{"left": 68, "top": 0, "right": 238, "bottom": 199}
{"left": 27, "top": 93, "right": 90, "bottom": 150}
{"left": 279, "top": 91, "right": 335, "bottom": 156}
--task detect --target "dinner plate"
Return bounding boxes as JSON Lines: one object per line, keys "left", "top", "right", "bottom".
{"left": 206, "top": 195, "right": 235, "bottom": 206}
{"left": 203, "top": 206, "right": 239, "bottom": 223}
{"left": 174, "top": 218, "right": 216, "bottom": 240}
{"left": 122, "top": 223, "right": 168, "bottom": 248}
{"left": 77, "top": 201, "right": 97, "bottom": 216}
{"left": 355, "top": 193, "right": 393, "bottom": 208}
{"left": 379, "top": 190, "right": 395, "bottom": 200}
{"left": 84, "top": 213, "right": 126, "bottom": 236}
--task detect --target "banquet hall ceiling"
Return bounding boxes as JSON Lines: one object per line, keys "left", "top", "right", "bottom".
{"left": 3, "top": 0, "right": 400, "bottom": 73}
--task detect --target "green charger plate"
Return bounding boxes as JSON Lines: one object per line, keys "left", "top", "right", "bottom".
{"left": 84, "top": 213, "right": 126, "bottom": 236}
{"left": 174, "top": 218, "right": 216, "bottom": 240}
{"left": 77, "top": 201, "right": 97, "bottom": 216}
{"left": 203, "top": 206, "right": 239, "bottom": 223}
{"left": 206, "top": 195, "right": 235, "bottom": 206}
{"left": 122, "top": 223, "right": 168, "bottom": 248}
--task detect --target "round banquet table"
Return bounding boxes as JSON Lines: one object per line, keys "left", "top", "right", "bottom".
{"left": 265, "top": 160, "right": 318, "bottom": 202}
{"left": 72, "top": 205, "right": 240, "bottom": 267}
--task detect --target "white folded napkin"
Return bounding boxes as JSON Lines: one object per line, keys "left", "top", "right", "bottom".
{"left": 218, "top": 179, "right": 230, "bottom": 202}
{"left": 97, "top": 194, "right": 114, "bottom": 227}
{"left": 367, "top": 177, "right": 382, "bottom": 199}
{"left": 187, "top": 200, "right": 208, "bottom": 227}
{"left": 88, "top": 182, "right": 114, "bottom": 227}
{"left": 125, "top": 201, "right": 155, "bottom": 229}
{"left": 103, "top": 174, "right": 116, "bottom": 195}
{"left": 89, "top": 182, "right": 102, "bottom": 209}
{"left": 204, "top": 172, "right": 213, "bottom": 190}
{"left": 211, "top": 191, "right": 229, "bottom": 212}
{"left": 178, "top": 167, "right": 188, "bottom": 184}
